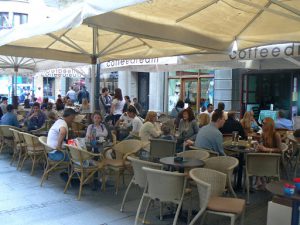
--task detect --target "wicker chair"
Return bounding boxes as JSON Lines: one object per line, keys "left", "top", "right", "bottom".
{"left": 38, "top": 136, "right": 70, "bottom": 187}
{"left": 9, "top": 128, "right": 26, "bottom": 167}
{"left": 20, "top": 132, "right": 45, "bottom": 175}
{"left": 71, "top": 122, "right": 87, "bottom": 137}
{"left": 134, "top": 167, "right": 190, "bottom": 225}
{"left": 120, "top": 156, "right": 163, "bottom": 212}
{"left": 103, "top": 139, "right": 143, "bottom": 195}
{"left": 245, "top": 153, "right": 281, "bottom": 203}
{"left": 177, "top": 150, "right": 210, "bottom": 161}
{"left": 189, "top": 145, "right": 219, "bottom": 157}
{"left": 0, "top": 125, "right": 16, "bottom": 154}
{"left": 280, "top": 143, "right": 289, "bottom": 180}
{"left": 204, "top": 156, "right": 239, "bottom": 198}
{"left": 189, "top": 168, "right": 245, "bottom": 225}
{"left": 64, "top": 144, "right": 105, "bottom": 200}
{"left": 149, "top": 138, "right": 176, "bottom": 158}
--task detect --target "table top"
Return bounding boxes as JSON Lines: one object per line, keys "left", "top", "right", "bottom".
{"left": 224, "top": 144, "right": 255, "bottom": 153}
{"left": 266, "top": 180, "right": 300, "bottom": 201}
{"left": 159, "top": 156, "right": 204, "bottom": 168}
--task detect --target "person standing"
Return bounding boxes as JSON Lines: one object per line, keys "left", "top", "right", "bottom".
{"left": 110, "top": 88, "right": 125, "bottom": 125}
{"left": 77, "top": 86, "right": 89, "bottom": 104}
{"left": 0, "top": 97, "right": 8, "bottom": 114}
{"left": 66, "top": 86, "right": 77, "bottom": 103}
{"left": 99, "top": 87, "right": 112, "bottom": 116}
{"left": 133, "top": 97, "right": 143, "bottom": 116}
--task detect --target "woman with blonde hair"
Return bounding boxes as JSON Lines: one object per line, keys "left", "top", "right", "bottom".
{"left": 139, "top": 111, "right": 161, "bottom": 151}
{"left": 80, "top": 98, "right": 90, "bottom": 113}
{"left": 240, "top": 111, "right": 252, "bottom": 135}
{"left": 198, "top": 113, "right": 210, "bottom": 128}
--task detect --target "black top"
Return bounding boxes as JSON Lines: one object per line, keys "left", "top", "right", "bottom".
{"left": 219, "top": 117, "right": 246, "bottom": 139}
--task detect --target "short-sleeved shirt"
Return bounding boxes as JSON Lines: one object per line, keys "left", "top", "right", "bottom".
{"left": 86, "top": 123, "right": 108, "bottom": 139}
{"left": 47, "top": 119, "right": 68, "bottom": 149}
{"left": 112, "top": 99, "right": 125, "bottom": 115}
{"left": 195, "top": 123, "right": 225, "bottom": 156}
{"left": 130, "top": 116, "right": 143, "bottom": 134}
{"left": 0, "top": 112, "right": 19, "bottom": 127}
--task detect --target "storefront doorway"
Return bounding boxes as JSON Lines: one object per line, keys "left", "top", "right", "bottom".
{"left": 168, "top": 70, "right": 214, "bottom": 114}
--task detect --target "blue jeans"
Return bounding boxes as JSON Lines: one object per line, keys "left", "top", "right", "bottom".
{"left": 48, "top": 150, "right": 69, "bottom": 161}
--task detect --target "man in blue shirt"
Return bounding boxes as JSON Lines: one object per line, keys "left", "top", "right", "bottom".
{"left": 194, "top": 109, "right": 226, "bottom": 155}
{"left": 275, "top": 110, "right": 293, "bottom": 130}
{"left": 0, "top": 104, "right": 20, "bottom": 127}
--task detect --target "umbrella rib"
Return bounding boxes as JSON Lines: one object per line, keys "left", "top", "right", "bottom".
{"left": 137, "top": 38, "right": 152, "bottom": 49}
{"left": 47, "top": 33, "right": 86, "bottom": 54}
{"left": 271, "top": 0, "right": 300, "bottom": 16}
{"left": 100, "top": 37, "right": 136, "bottom": 56}
{"left": 98, "top": 34, "right": 123, "bottom": 55}
{"left": 235, "top": 1, "right": 272, "bottom": 38}
{"left": 101, "top": 44, "right": 145, "bottom": 57}
{"left": 233, "top": 0, "right": 300, "bottom": 22}
{"left": 18, "top": 57, "right": 26, "bottom": 66}
{"left": 63, "top": 35, "right": 89, "bottom": 55}
{"left": 176, "top": 0, "right": 219, "bottom": 23}
{"left": 46, "top": 29, "right": 71, "bottom": 49}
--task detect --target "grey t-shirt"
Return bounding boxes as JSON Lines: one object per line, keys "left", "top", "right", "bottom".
{"left": 194, "top": 123, "right": 225, "bottom": 156}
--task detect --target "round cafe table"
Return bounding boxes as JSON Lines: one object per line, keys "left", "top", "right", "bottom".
{"left": 266, "top": 180, "right": 300, "bottom": 225}
{"left": 159, "top": 156, "right": 205, "bottom": 171}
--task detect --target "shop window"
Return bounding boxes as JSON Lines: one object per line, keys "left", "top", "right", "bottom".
{"left": 168, "top": 79, "right": 181, "bottom": 112}
{"left": 13, "top": 13, "right": 28, "bottom": 27}
{"left": 0, "top": 12, "right": 10, "bottom": 30}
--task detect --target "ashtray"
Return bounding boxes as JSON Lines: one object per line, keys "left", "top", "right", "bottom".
{"left": 174, "top": 157, "right": 183, "bottom": 163}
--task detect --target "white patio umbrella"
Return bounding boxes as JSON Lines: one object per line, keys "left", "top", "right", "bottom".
{"left": 1, "top": 0, "right": 300, "bottom": 109}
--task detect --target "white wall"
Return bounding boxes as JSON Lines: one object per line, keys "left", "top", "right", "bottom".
{"left": 118, "top": 71, "right": 138, "bottom": 100}
{"left": 149, "top": 72, "right": 165, "bottom": 112}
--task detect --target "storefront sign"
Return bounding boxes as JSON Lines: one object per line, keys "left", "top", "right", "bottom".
{"left": 229, "top": 43, "right": 300, "bottom": 60}
{"left": 101, "top": 57, "right": 178, "bottom": 69}
{"left": 36, "top": 68, "right": 85, "bottom": 78}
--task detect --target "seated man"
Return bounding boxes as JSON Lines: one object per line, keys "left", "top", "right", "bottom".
{"left": 26, "top": 102, "right": 46, "bottom": 131}
{"left": 219, "top": 111, "right": 246, "bottom": 140}
{"left": 187, "top": 109, "right": 226, "bottom": 156}
{"left": 275, "top": 110, "right": 293, "bottom": 130}
{"left": 0, "top": 104, "right": 20, "bottom": 127}
{"left": 125, "top": 105, "right": 143, "bottom": 139}
{"left": 47, "top": 108, "right": 77, "bottom": 161}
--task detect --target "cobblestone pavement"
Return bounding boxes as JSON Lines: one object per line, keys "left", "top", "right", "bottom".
{"left": 0, "top": 151, "right": 271, "bottom": 225}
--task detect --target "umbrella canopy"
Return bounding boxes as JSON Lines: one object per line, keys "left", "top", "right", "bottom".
{"left": 1, "top": 0, "right": 300, "bottom": 63}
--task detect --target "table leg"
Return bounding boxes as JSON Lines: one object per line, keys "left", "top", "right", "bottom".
{"left": 291, "top": 201, "right": 300, "bottom": 225}
{"left": 236, "top": 153, "right": 244, "bottom": 190}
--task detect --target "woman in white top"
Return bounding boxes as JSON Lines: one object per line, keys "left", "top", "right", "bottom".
{"left": 139, "top": 111, "right": 161, "bottom": 151}
{"left": 110, "top": 88, "right": 125, "bottom": 125}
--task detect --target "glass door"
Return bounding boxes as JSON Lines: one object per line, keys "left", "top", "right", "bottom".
{"left": 182, "top": 79, "right": 198, "bottom": 112}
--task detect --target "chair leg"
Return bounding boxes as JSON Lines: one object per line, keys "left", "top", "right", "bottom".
{"left": 134, "top": 195, "right": 146, "bottom": 225}
{"left": 240, "top": 207, "right": 245, "bottom": 225}
{"left": 142, "top": 198, "right": 152, "bottom": 223}
{"left": 40, "top": 162, "right": 50, "bottom": 187}
{"left": 120, "top": 178, "right": 134, "bottom": 212}
{"left": 159, "top": 202, "right": 163, "bottom": 220}
{"left": 246, "top": 175, "right": 250, "bottom": 204}
{"left": 78, "top": 171, "right": 84, "bottom": 200}
{"left": 20, "top": 154, "right": 28, "bottom": 171}
{"left": 230, "top": 214, "right": 236, "bottom": 225}
{"left": 172, "top": 202, "right": 183, "bottom": 225}
{"left": 64, "top": 171, "right": 74, "bottom": 193}
{"left": 199, "top": 211, "right": 207, "bottom": 225}
{"left": 31, "top": 155, "right": 36, "bottom": 176}
{"left": 228, "top": 177, "right": 237, "bottom": 198}
{"left": 115, "top": 170, "right": 120, "bottom": 195}
{"left": 189, "top": 209, "right": 206, "bottom": 225}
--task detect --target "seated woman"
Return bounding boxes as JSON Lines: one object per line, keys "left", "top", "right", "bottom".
{"left": 160, "top": 123, "right": 175, "bottom": 141}
{"left": 257, "top": 117, "right": 282, "bottom": 153}
{"left": 55, "top": 98, "right": 65, "bottom": 111}
{"left": 241, "top": 111, "right": 260, "bottom": 136}
{"left": 25, "top": 102, "right": 46, "bottom": 131}
{"left": 139, "top": 111, "right": 162, "bottom": 151}
{"left": 255, "top": 117, "right": 282, "bottom": 190}
{"left": 177, "top": 108, "right": 198, "bottom": 152}
{"left": 198, "top": 113, "right": 210, "bottom": 128}
{"left": 86, "top": 112, "right": 112, "bottom": 153}
{"left": 80, "top": 98, "right": 90, "bottom": 114}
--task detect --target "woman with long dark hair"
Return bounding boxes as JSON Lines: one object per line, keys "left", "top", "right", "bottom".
{"left": 110, "top": 88, "right": 125, "bottom": 125}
